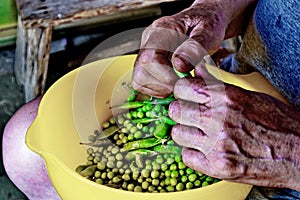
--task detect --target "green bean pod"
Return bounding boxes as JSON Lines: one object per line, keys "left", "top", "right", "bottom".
{"left": 123, "top": 138, "right": 162, "bottom": 151}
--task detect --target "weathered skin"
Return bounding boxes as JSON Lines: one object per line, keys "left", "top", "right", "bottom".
{"left": 168, "top": 77, "right": 300, "bottom": 192}
{"left": 131, "top": 0, "right": 300, "bottom": 193}
{"left": 132, "top": 0, "right": 257, "bottom": 98}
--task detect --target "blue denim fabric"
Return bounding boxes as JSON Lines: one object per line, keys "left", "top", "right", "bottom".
{"left": 254, "top": 0, "right": 300, "bottom": 107}
{"left": 247, "top": 187, "right": 300, "bottom": 200}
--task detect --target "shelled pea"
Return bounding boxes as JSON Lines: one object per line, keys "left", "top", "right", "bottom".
{"left": 76, "top": 88, "right": 220, "bottom": 193}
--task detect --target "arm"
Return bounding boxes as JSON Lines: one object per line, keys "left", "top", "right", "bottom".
{"left": 132, "top": 0, "right": 258, "bottom": 98}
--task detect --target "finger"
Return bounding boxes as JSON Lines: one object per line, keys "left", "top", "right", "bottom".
{"left": 181, "top": 147, "right": 214, "bottom": 176}
{"left": 171, "top": 124, "right": 219, "bottom": 155}
{"left": 168, "top": 100, "right": 208, "bottom": 130}
{"left": 173, "top": 77, "right": 210, "bottom": 104}
{"left": 173, "top": 77, "right": 226, "bottom": 106}
{"left": 171, "top": 124, "right": 207, "bottom": 151}
{"left": 132, "top": 63, "right": 174, "bottom": 98}
{"left": 169, "top": 100, "right": 223, "bottom": 153}
{"left": 136, "top": 49, "right": 179, "bottom": 87}
{"left": 171, "top": 38, "right": 208, "bottom": 73}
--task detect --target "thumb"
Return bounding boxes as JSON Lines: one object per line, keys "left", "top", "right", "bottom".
{"left": 171, "top": 38, "right": 208, "bottom": 73}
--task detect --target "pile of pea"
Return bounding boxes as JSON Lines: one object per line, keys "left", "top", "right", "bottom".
{"left": 76, "top": 89, "right": 220, "bottom": 193}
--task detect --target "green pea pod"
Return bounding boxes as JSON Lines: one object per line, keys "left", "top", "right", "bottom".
{"left": 79, "top": 165, "right": 97, "bottom": 177}
{"left": 152, "top": 144, "right": 182, "bottom": 155}
{"left": 132, "top": 118, "right": 158, "bottom": 124}
{"left": 96, "top": 125, "right": 120, "bottom": 140}
{"left": 174, "top": 69, "right": 192, "bottom": 78}
{"left": 127, "top": 149, "right": 159, "bottom": 157}
{"left": 159, "top": 116, "right": 177, "bottom": 126}
{"left": 109, "top": 101, "right": 145, "bottom": 109}
{"left": 123, "top": 138, "right": 162, "bottom": 151}
{"left": 127, "top": 88, "right": 139, "bottom": 102}
{"left": 79, "top": 139, "right": 110, "bottom": 147}
{"left": 153, "top": 123, "right": 170, "bottom": 139}
{"left": 143, "top": 96, "right": 176, "bottom": 105}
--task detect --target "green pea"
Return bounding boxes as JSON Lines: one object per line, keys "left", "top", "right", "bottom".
{"left": 127, "top": 183, "right": 135, "bottom": 191}
{"left": 142, "top": 126, "right": 149, "bottom": 132}
{"left": 170, "top": 163, "right": 177, "bottom": 171}
{"left": 161, "top": 163, "right": 168, "bottom": 171}
{"left": 142, "top": 181, "right": 149, "bottom": 189}
{"left": 151, "top": 170, "right": 160, "bottom": 179}
{"left": 99, "top": 172, "right": 106, "bottom": 180}
{"left": 141, "top": 169, "right": 150, "bottom": 178}
{"left": 137, "top": 111, "right": 144, "bottom": 118}
{"left": 178, "top": 162, "right": 186, "bottom": 170}
{"left": 112, "top": 176, "right": 121, "bottom": 183}
{"left": 181, "top": 176, "right": 188, "bottom": 183}
{"left": 148, "top": 185, "right": 156, "bottom": 192}
{"left": 130, "top": 126, "right": 138, "bottom": 134}
{"left": 149, "top": 126, "right": 155, "bottom": 134}
{"left": 122, "top": 182, "right": 128, "bottom": 189}
{"left": 97, "top": 162, "right": 106, "bottom": 170}
{"left": 122, "top": 174, "right": 130, "bottom": 181}
{"left": 165, "top": 177, "right": 171, "bottom": 185}
{"left": 107, "top": 172, "right": 115, "bottom": 179}
{"left": 186, "top": 182, "right": 193, "bottom": 189}
{"left": 134, "top": 131, "right": 142, "bottom": 139}
{"left": 156, "top": 156, "right": 164, "bottom": 164}
{"left": 106, "top": 161, "right": 114, "bottom": 168}
{"left": 171, "top": 170, "right": 179, "bottom": 178}
{"left": 179, "top": 169, "right": 185, "bottom": 176}
{"left": 134, "top": 186, "right": 143, "bottom": 192}
{"left": 165, "top": 170, "right": 171, "bottom": 177}
{"left": 167, "top": 157, "right": 175, "bottom": 165}
{"left": 194, "top": 180, "right": 201, "bottom": 187}
{"left": 102, "top": 121, "right": 110, "bottom": 128}
{"left": 87, "top": 148, "right": 94, "bottom": 155}
{"left": 95, "top": 178, "right": 103, "bottom": 184}
{"left": 94, "top": 171, "right": 101, "bottom": 178}
{"left": 128, "top": 134, "right": 134, "bottom": 141}
{"left": 109, "top": 117, "right": 116, "bottom": 124}
{"left": 186, "top": 168, "right": 194, "bottom": 174}
{"left": 206, "top": 176, "right": 214, "bottom": 182}
{"left": 152, "top": 179, "right": 160, "bottom": 186}
{"left": 170, "top": 177, "right": 177, "bottom": 186}
{"left": 166, "top": 185, "right": 175, "bottom": 192}
{"left": 188, "top": 174, "right": 197, "bottom": 182}
{"left": 116, "top": 161, "right": 123, "bottom": 168}
{"left": 202, "top": 181, "right": 210, "bottom": 187}
{"left": 176, "top": 182, "right": 184, "bottom": 191}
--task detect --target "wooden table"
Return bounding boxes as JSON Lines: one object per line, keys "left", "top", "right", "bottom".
{"left": 14, "top": 0, "right": 182, "bottom": 102}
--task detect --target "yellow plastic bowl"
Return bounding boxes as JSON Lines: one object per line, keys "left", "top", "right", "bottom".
{"left": 26, "top": 54, "right": 286, "bottom": 200}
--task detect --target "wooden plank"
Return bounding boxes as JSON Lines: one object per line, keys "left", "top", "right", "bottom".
{"left": 16, "top": 0, "right": 179, "bottom": 27}
{"left": 14, "top": 16, "right": 53, "bottom": 102}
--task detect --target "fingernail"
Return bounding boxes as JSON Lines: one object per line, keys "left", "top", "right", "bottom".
{"left": 172, "top": 56, "right": 193, "bottom": 72}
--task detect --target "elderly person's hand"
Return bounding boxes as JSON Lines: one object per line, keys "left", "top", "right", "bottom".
{"left": 132, "top": 0, "right": 257, "bottom": 98}
{"left": 169, "top": 76, "right": 300, "bottom": 192}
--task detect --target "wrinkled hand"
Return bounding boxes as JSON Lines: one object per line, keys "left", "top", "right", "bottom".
{"left": 169, "top": 77, "right": 300, "bottom": 191}
{"left": 132, "top": 1, "right": 230, "bottom": 98}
